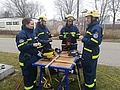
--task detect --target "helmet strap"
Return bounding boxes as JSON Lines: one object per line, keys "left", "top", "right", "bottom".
{"left": 91, "top": 16, "right": 98, "bottom": 24}
{"left": 66, "top": 22, "right": 73, "bottom": 28}
{"left": 40, "top": 19, "right": 46, "bottom": 27}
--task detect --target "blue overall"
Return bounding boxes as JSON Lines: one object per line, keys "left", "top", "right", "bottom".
{"left": 33, "top": 25, "right": 52, "bottom": 52}
{"left": 16, "top": 25, "right": 38, "bottom": 90}
{"left": 33, "top": 24, "right": 56, "bottom": 75}
{"left": 59, "top": 23, "right": 80, "bottom": 51}
{"left": 81, "top": 21, "right": 103, "bottom": 90}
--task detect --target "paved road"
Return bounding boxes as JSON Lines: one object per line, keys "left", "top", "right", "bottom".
{"left": 0, "top": 38, "right": 120, "bottom": 67}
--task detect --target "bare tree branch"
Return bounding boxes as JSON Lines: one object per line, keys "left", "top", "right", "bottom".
{"left": 4, "top": 0, "right": 45, "bottom": 18}
{"left": 54, "top": 0, "right": 77, "bottom": 20}
{"left": 108, "top": 0, "right": 120, "bottom": 30}
{"left": 94, "top": 0, "right": 111, "bottom": 24}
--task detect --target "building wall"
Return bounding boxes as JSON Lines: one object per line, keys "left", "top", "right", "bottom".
{"left": 0, "top": 18, "right": 37, "bottom": 31}
{"left": 0, "top": 18, "right": 22, "bottom": 31}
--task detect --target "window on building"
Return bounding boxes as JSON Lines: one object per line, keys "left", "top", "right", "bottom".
{"left": 0, "top": 22, "right": 5, "bottom": 28}
{"left": 13, "top": 21, "right": 19, "bottom": 25}
{"left": 6, "top": 22, "right": 12, "bottom": 25}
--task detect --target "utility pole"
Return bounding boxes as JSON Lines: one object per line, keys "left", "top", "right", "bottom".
{"left": 77, "top": 0, "right": 79, "bottom": 21}
{"left": 77, "top": 0, "right": 80, "bottom": 29}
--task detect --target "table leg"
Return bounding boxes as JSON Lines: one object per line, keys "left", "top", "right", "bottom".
{"left": 65, "top": 70, "right": 69, "bottom": 90}
{"left": 38, "top": 67, "right": 43, "bottom": 90}
{"left": 57, "top": 76, "right": 65, "bottom": 90}
{"left": 76, "top": 62, "right": 81, "bottom": 82}
{"left": 76, "top": 63, "right": 82, "bottom": 90}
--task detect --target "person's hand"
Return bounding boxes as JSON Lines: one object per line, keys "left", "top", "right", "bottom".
{"left": 79, "top": 35, "right": 84, "bottom": 41}
{"left": 33, "top": 42, "right": 41, "bottom": 47}
{"left": 37, "top": 42, "right": 41, "bottom": 46}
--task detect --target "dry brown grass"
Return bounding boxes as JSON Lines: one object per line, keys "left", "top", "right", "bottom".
{"left": 103, "top": 30, "right": 120, "bottom": 39}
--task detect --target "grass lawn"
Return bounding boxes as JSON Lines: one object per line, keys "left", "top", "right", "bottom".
{"left": 0, "top": 52, "right": 120, "bottom": 90}
{"left": 0, "top": 35, "right": 16, "bottom": 38}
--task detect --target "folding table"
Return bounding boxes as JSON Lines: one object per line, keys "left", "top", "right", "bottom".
{"left": 33, "top": 53, "right": 81, "bottom": 90}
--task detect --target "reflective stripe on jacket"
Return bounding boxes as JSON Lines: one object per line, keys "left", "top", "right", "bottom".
{"left": 59, "top": 25, "right": 80, "bottom": 46}
{"left": 82, "top": 21, "right": 103, "bottom": 59}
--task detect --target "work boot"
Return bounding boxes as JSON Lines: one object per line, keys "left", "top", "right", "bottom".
{"left": 82, "top": 83, "right": 96, "bottom": 90}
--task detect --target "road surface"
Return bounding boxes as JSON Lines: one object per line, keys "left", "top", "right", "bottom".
{"left": 0, "top": 38, "right": 120, "bottom": 67}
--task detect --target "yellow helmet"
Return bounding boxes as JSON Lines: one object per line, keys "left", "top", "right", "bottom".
{"left": 86, "top": 10, "right": 99, "bottom": 17}
{"left": 38, "top": 15, "right": 47, "bottom": 22}
{"left": 43, "top": 51, "right": 54, "bottom": 59}
{"left": 65, "top": 14, "right": 75, "bottom": 21}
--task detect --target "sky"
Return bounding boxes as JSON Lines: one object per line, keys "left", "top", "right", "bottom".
{"left": 35, "top": 0, "right": 92, "bottom": 19}
{"left": 0, "top": 0, "right": 56, "bottom": 19}
{"left": 35, "top": 0, "right": 56, "bottom": 19}
{"left": 0, "top": 0, "right": 93, "bottom": 19}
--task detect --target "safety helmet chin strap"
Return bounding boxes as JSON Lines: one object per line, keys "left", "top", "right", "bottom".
{"left": 41, "top": 21, "right": 45, "bottom": 26}
{"left": 39, "top": 20, "right": 46, "bottom": 27}
{"left": 66, "top": 22, "right": 73, "bottom": 28}
{"left": 90, "top": 16, "right": 98, "bottom": 24}
{"left": 66, "top": 19, "right": 73, "bottom": 27}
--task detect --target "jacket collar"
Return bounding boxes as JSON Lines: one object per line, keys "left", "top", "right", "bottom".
{"left": 87, "top": 21, "right": 100, "bottom": 28}
{"left": 21, "top": 25, "right": 33, "bottom": 33}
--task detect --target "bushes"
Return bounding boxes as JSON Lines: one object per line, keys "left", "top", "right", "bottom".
{"left": 0, "top": 30, "right": 19, "bottom": 35}
{"left": 0, "top": 29, "right": 120, "bottom": 39}
{"left": 103, "top": 30, "right": 120, "bottom": 39}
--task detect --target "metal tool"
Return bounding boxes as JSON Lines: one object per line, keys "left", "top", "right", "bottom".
{"left": 45, "top": 48, "right": 62, "bottom": 68}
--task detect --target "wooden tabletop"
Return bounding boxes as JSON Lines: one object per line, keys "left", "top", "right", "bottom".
{"left": 34, "top": 52, "right": 76, "bottom": 69}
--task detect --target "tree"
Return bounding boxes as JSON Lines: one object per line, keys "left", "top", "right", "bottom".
{"left": 27, "top": 2, "right": 45, "bottom": 18}
{"left": 108, "top": 0, "right": 120, "bottom": 30}
{"left": 5, "top": 0, "right": 28, "bottom": 18}
{"left": 94, "top": 0, "right": 111, "bottom": 24}
{"left": 0, "top": 7, "right": 13, "bottom": 18}
{"left": 35, "top": 2, "right": 46, "bottom": 18}
{"left": 54, "top": 0, "right": 77, "bottom": 20}
{"left": 5, "top": 0, "right": 45, "bottom": 18}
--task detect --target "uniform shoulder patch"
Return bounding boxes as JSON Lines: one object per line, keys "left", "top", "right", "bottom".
{"left": 93, "top": 32, "right": 99, "bottom": 38}
{"left": 19, "top": 39, "right": 24, "bottom": 43}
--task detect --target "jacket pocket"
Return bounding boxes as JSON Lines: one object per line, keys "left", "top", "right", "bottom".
{"left": 23, "top": 53, "right": 31, "bottom": 61}
{"left": 19, "top": 53, "right": 32, "bottom": 69}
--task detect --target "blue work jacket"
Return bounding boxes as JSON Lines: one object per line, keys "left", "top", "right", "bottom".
{"left": 33, "top": 25, "right": 52, "bottom": 50}
{"left": 59, "top": 24, "right": 80, "bottom": 48}
{"left": 82, "top": 21, "right": 103, "bottom": 60}
{"left": 16, "top": 25, "right": 38, "bottom": 64}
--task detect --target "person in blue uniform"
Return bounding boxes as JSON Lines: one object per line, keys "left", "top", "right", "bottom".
{"left": 16, "top": 18, "right": 41, "bottom": 90}
{"left": 33, "top": 15, "right": 56, "bottom": 75}
{"left": 33, "top": 15, "right": 53, "bottom": 55}
{"left": 79, "top": 10, "right": 104, "bottom": 90}
{"left": 59, "top": 14, "right": 80, "bottom": 51}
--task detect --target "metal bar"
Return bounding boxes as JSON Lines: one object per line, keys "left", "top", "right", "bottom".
{"left": 65, "top": 70, "right": 69, "bottom": 90}
{"left": 45, "top": 55, "right": 60, "bottom": 68}
{"left": 49, "top": 65, "right": 71, "bottom": 70}
{"left": 75, "top": 64, "right": 82, "bottom": 90}
{"left": 46, "top": 68, "right": 52, "bottom": 83}
{"left": 76, "top": 60, "right": 81, "bottom": 82}
{"left": 57, "top": 76, "right": 66, "bottom": 90}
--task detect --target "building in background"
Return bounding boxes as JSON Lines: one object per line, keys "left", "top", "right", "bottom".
{"left": 0, "top": 18, "right": 38, "bottom": 31}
